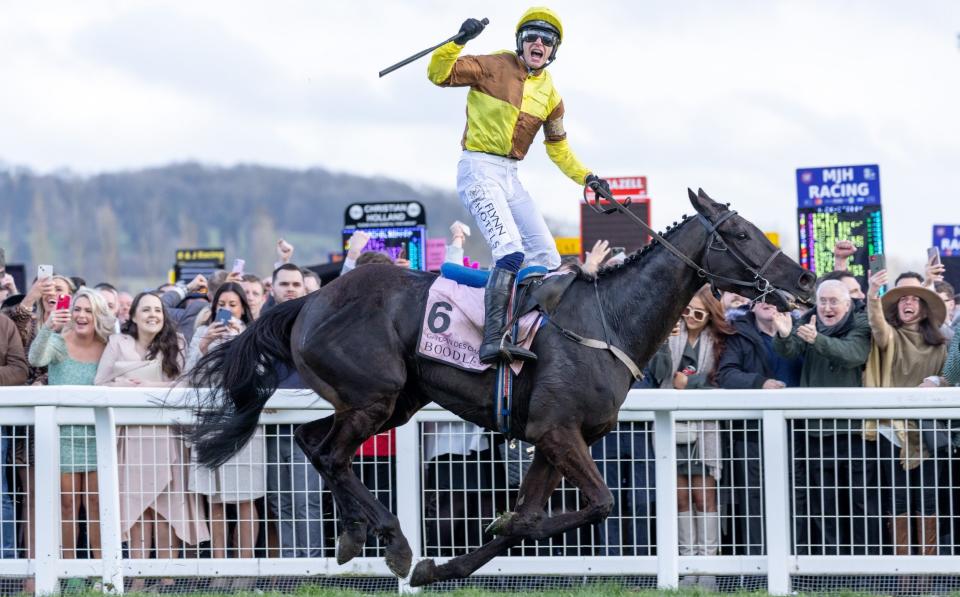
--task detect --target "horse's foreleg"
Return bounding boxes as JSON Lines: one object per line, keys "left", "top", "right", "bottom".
{"left": 502, "top": 429, "right": 614, "bottom": 541}
{"left": 410, "top": 449, "right": 562, "bottom": 587}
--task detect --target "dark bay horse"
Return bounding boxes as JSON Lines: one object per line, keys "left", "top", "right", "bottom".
{"left": 190, "top": 189, "right": 815, "bottom": 585}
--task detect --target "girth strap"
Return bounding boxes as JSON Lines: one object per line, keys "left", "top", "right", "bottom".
{"left": 544, "top": 317, "right": 644, "bottom": 381}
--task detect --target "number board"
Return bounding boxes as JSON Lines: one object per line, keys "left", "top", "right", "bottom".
{"left": 341, "top": 226, "right": 427, "bottom": 271}
{"left": 580, "top": 200, "right": 651, "bottom": 260}
{"left": 798, "top": 204, "right": 884, "bottom": 287}
{"left": 174, "top": 247, "right": 226, "bottom": 284}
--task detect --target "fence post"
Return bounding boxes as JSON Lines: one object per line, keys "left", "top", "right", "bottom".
{"left": 762, "top": 410, "right": 791, "bottom": 595}
{"left": 94, "top": 407, "right": 123, "bottom": 594}
{"left": 394, "top": 420, "right": 421, "bottom": 594}
{"left": 654, "top": 409, "right": 678, "bottom": 589}
{"left": 33, "top": 406, "right": 60, "bottom": 595}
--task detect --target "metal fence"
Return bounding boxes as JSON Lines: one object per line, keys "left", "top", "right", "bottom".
{"left": 0, "top": 386, "right": 959, "bottom": 594}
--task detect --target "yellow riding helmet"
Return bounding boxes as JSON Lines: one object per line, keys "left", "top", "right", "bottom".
{"left": 515, "top": 7, "right": 563, "bottom": 65}
{"left": 515, "top": 6, "right": 563, "bottom": 39}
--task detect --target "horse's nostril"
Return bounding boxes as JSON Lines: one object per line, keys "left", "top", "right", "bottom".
{"left": 799, "top": 272, "right": 816, "bottom": 291}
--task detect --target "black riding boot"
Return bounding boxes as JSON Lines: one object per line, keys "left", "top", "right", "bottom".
{"left": 478, "top": 267, "right": 537, "bottom": 364}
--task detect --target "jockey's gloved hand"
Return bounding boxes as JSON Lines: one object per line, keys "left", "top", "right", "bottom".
{"left": 454, "top": 18, "right": 486, "bottom": 45}
{"left": 585, "top": 174, "right": 611, "bottom": 200}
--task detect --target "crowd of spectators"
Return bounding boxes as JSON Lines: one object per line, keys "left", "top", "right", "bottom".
{"left": 1, "top": 231, "right": 960, "bottom": 593}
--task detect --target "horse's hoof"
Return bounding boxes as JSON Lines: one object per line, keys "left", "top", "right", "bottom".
{"left": 336, "top": 522, "right": 367, "bottom": 565}
{"left": 409, "top": 559, "right": 437, "bottom": 587}
{"left": 484, "top": 511, "right": 516, "bottom": 536}
{"left": 385, "top": 537, "right": 413, "bottom": 578}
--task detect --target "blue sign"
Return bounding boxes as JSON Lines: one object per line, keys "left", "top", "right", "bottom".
{"left": 796, "top": 164, "right": 881, "bottom": 208}
{"left": 933, "top": 225, "right": 960, "bottom": 257}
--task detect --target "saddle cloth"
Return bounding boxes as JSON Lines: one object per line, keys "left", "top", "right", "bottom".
{"left": 417, "top": 277, "right": 542, "bottom": 375}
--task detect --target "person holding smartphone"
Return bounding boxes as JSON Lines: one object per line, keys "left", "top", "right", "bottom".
{"left": 185, "top": 283, "right": 264, "bottom": 569}
{"left": 27, "top": 288, "right": 115, "bottom": 562}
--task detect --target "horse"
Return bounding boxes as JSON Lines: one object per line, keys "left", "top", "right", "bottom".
{"left": 189, "top": 189, "right": 815, "bottom": 586}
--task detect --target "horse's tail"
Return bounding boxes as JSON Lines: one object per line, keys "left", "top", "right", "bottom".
{"left": 189, "top": 295, "right": 308, "bottom": 468}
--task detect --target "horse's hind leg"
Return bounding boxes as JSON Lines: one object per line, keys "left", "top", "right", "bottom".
{"left": 293, "top": 416, "right": 369, "bottom": 564}
{"left": 410, "top": 449, "right": 563, "bottom": 586}
{"left": 294, "top": 404, "right": 413, "bottom": 577}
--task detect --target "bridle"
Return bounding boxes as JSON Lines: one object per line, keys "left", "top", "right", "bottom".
{"left": 586, "top": 189, "right": 783, "bottom": 302}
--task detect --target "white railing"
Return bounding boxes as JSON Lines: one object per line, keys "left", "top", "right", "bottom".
{"left": 0, "top": 386, "right": 958, "bottom": 594}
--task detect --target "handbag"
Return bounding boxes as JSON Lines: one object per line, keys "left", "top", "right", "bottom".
{"left": 675, "top": 421, "right": 700, "bottom": 445}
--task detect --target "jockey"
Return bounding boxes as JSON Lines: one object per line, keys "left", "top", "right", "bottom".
{"left": 428, "top": 6, "right": 609, "bottom": 365}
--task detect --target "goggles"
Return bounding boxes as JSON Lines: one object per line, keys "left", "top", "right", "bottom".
{"left": 682, "top": 306, "right": 709, "bottom": 322}
{"left": 519, "top": 27, "right": 559, "bottom": 47}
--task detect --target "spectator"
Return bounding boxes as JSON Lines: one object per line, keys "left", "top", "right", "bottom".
{"left": 261, "top": 266, "right": 328, "bottom": 559}
{"left": 818, "top": 269, "right": 866, "bottom": 303}
{"left": 0, "top": 249, "right": 16, "bottom": 304}
{"left": 340, "top": 231, "right": 371, "bottom": 274}
{"left": 186, "top": 282, "right": 263, "bottom": 561}
{"left": 644, "top": 285, "right": 733, "bottom": 590}
{"left": 302, "top": 269, "right": 321, "bottom": 294}
{"left": 933, "top": 281, "right": 956, "bottom": 340}
{"left": 863, "top": 269, "right": 948, "bottom": 559}
{"left": 581, "top": 239, "right": 611, "bottom": 277}
{"left": 158, "top": 274, "right": 210, "bottom": 343}
{"left": 10, "top": 275, "right": 76, "bottom": 382}
{"left": 773, "top": 279, "right": 874, "bottom": 555}
{"left": 0, "top": 311, "right": 27, "bottom": 559}
{"left": 721, "top": 292, "right": 750, "bottom": 320}
{"left": 240, "top": 274, "right": 267, "bottom": 320}
{"left": 117, "top": 291, "right": 133, "bottom": 325}
{"left": 28, "top": 287, "right": 114, "bottom": 560}
{"left": 94, "top": 283, "right": 121, "bottom": 333}
{"left": 944, "top": 331, "right": 959, "bottom": 386}
{"left": 269, "top": 264, "right": 306, "bottom": 307}
{"left": 95, "top": 293, "right": 208, "bottom": 591}
{"left": 895, "top": 271, "right": 924, "bottom": 287}
{"left": 716, "top": 301, "right": 802, "bottom": 555}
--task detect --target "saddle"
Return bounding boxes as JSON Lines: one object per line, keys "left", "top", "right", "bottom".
{"left": 438, "top": 263, "right": 577, "bottom": 319}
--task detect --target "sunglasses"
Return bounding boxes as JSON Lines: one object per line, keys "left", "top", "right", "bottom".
{"left": 520, "top": 28, "right": 559, "bottom": 48}
{"left": 682, "top": 306, "right": 709, "bottom": 322}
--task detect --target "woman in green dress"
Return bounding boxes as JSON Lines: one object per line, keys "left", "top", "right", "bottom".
{"left": 28, "top": 287, "right": 115, "bottom": 558}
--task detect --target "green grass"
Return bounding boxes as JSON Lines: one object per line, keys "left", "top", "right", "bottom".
{"left": 56, "top": 588, "right": 918, "bottom": 597}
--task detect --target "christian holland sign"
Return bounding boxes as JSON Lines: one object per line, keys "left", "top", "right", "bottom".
{"left": 344, "top": 202, "right": 426, "bottom": 229}
{"left": 796, "top": 164, "right": 881, "bottom": 208}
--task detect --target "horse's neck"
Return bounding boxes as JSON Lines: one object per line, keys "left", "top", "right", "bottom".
{"left": 600, "top": 219, "right": 709, "bottom": 366}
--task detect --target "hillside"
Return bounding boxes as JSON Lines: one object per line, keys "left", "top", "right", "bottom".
{"left": 0, "top": 162, "right": 528, "bottom": 287}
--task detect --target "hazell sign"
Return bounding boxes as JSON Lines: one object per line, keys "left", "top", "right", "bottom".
{"left": 582, "top": 176, "right": 648, "bottom": 202}
{"left": 579, "top": 175, "right": 652, "bottom": 260}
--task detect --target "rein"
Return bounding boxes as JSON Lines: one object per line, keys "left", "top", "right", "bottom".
{"left": 546, "top": 189, "right": 788, "bottom": 381}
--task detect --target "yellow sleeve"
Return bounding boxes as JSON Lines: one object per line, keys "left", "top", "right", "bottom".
{"left": 542, "top": 98, "right": 590, "bottom": 184}
{"left": 545, "top": 138, "right": 590, "bottom": 185}
{"left": 428, "top": 42, "right": 484, "bottom": 87}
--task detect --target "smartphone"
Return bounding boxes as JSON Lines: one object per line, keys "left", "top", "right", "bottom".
{"left": 215, "top": 308, "right": 232, "bottom": 325}
{"left": 611, "top": 246, "right": 626, "bottom": 256}
{"left": 55, "top": 294, "right": 71, "bottom": 311}
{"left": 928, "top": 247, "right": 941, "bottom": 266}
{"left": 868, "top": 253, "right": 886, "bottom": 276}
{"left": 231, "top": 258, "right": 246, "bottom": 275}
{"left": 37, "top": 264, "right": 53, "bottom": 279}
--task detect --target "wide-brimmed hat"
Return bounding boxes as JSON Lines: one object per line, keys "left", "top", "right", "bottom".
{"left": 880, "top": 285, "right": 947, "bottom": 328}
{"left": 1, "top": 293, "right": 24, "bottom": 310}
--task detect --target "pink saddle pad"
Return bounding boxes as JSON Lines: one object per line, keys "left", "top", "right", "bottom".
{"left": 418, "top": 277, "right": 542, "bottom": 374}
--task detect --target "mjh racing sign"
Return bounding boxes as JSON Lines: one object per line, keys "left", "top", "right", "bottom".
{"left": 796, "top": 164, "right": 881, "bottom": 208}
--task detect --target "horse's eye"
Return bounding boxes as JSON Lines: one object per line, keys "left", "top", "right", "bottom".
{"left": 736, "top": 232, "right": 748, "bottom": 240}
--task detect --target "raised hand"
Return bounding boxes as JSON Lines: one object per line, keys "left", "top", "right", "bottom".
{"left": 796, "top": 315, "right": 818, "bottom": 344}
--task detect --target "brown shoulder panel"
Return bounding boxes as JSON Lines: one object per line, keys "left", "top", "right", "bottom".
{"left": 509, "top": 112, "right": 543, "bottom": 159}
{"left": 472, "top": 53, "right": 526, "bottom": 109}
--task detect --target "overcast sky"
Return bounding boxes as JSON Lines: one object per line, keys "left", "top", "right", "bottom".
{"left": 2, "top": 1, "right": 957, "bottom": 267}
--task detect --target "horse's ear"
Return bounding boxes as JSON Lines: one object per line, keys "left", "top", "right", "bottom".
{"left": 690, "top": 188, "right": 721, "bottom": 216}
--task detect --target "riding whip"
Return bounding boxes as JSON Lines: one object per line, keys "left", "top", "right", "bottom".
{"left": 378, "top": 18, "right": 489, "bottom": 78}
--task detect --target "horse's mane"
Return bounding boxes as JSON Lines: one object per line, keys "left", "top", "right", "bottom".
{"left": 581, "top": 213, "right": 695, "bottom": 281}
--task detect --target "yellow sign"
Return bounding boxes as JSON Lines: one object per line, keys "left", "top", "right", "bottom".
{"left": 176, "top": 249, "right": 226, "bottom": 262}
{"left": 555, "top": 237, "right": 581, "bottom": 256}
{"left": 765, "top": 232, "right": 781, "bottom": 248}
